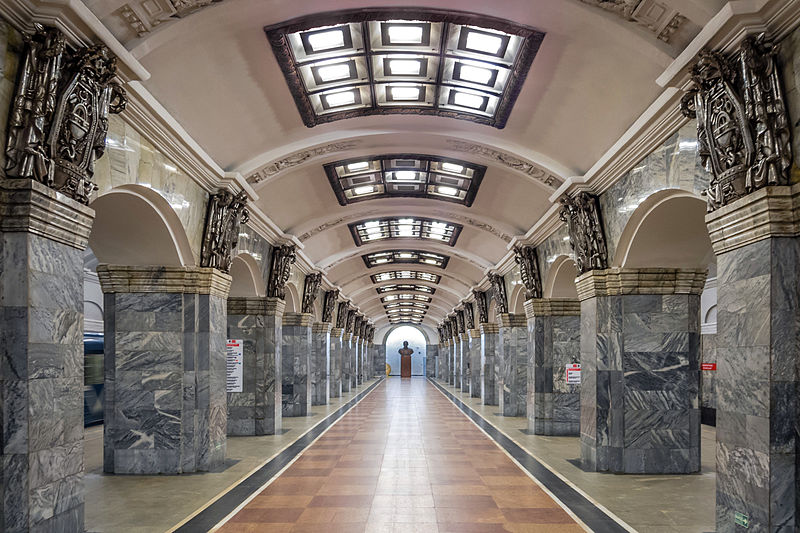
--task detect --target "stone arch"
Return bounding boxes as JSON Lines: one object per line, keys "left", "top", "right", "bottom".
{"left": 510, "top": 283, "right": 526, "bottom": 314}
{"left": 89, "top": 184, "right": 195, "bottom": 266}
{"left": 544, "top": 255, "right": 579, "bottom": 299}
{"left": 284, "top": 281, "right": 301, "bottom": 313}
{"left": 613, "top": 189, "right": 713, "bottom": 269}
{"left": 488, "top": 298, "right": 498, "bottom": 323}
{"left": 378, "top": 323, "right": 432, "bottom": 346}
{"left": 229, "top": 253, "right": 266, "bottom": 297}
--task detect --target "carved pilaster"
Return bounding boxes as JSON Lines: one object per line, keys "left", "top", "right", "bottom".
{"left": 301, "top": 272, "right": 322, "bottom": 314}
{"left": 266, "top": 244, "right": 296, "bottom": 299}
{"left": 514, "top": 245, "right": 543, "bottom": 300}
{"left": 559, "top": 192, "right": 608, "bottom": 274}
{"left": 200, "top": 189, "right": 249, "bottom": 273}
{"left": 322, "top": 289, "right": 339, "bottom": 323}
{"left": 488, "top": 273, "right": 508, "bottom": 314}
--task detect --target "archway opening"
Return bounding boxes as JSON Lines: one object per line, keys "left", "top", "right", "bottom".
{"left": 229, "top": 254, "right": 265, "bottom": 297}
{"left": 385, "top": 325, "right": 427, "bottom": 376}
{"left": 546, "top": 256, "right": 579, "bottom": 299}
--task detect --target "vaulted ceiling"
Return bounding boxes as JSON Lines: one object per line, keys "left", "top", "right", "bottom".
{"left": 81, "top": 0, "right": 726, "bottom": 328}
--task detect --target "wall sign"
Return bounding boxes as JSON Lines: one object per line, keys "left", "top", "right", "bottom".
{"left": 566, "top": 363, "right": 581, "bottom": 385}
{"left": 701, "top": 363, "right": 717, "bottom": 371}
{"left": 226, "top": 340, "right": 244, "bottom": 393}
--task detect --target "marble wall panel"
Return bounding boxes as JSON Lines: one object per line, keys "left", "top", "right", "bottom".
{"left": 329, "top": 328, "right": 343, "bottom": 398}
{"left": 342, "top": 334, "right": 353, "bottom": 392}
{"left": 481, "top": 326, "right": 500, "bottom": 405}
{"left": 499, "top": 317, "right": 528, "bottom": 417}
{"left": 700, "top": 333, "right": 717, "bottom": 425}
{"left": 281, "top": 314, "right": 312, "bottom": 417}
{"left": 353, "top": 337, "right": 362, "bottom": 385}
{"left": 426, "top": 344, "right": 437, "bottom": 378}
{"left": 373, "top": 343, "right": 385, "bottom": 377}
{"left": 310, "top": 324, "right": 330, "bottom": 406}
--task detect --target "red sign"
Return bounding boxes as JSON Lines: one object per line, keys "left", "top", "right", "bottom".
{"left": 701, "top": 363, "right": 716, "bottom": 371}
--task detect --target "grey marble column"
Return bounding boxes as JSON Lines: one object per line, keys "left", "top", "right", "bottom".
{"left": 481, "top": 323, "right": 499, "bottom": 405}
{"left": 365, "top": 341, "right": 374, "bottom": 379}
{"left": 373, "top": 343, "right": 384, "bottom": 377}
{"left": 525, "top": 299, "right": 581, "bottom": 436}
{"left": 98, "top": 265, "right": 231, "bottom": 475}
{"left": 281, "top": 312, "right": 312, "bottom": 417}
{"left": 342, "top": 332, "right": 353, "bottom": 392}
{"left": 440, "top": 341, "right": 449, "bottom": 381}
{"left": 450, "top": 336, "right": 459, "bottom": 386}
{"left": 226, "top": 297, "right": 283, "bottom": 436}
{"left": 705, "top": 185, "right": 800, "bottom": 531}
{"left": 353, "top": 335, "right": 362, "bottom": 385}
{"left": 426, "top": 344, "right": 437, "bottom": 378}
{"left": 459, "top": 332, "right": 470, "bottom": 393}
{"left": 311, "top": 322, "right": 330, "bottom": 406}
{"left": 468, "top": 329, "right": 481, "bottom": 398}
{"left": 577, "top": 268, "right": 705, "bottom": 474}
{"left": 329, "top": 327, "right": 343, "bottom": 398}
{"left": 498, "top": 314, "right": 528, "bottom": 417}
{"left": 0, "top": 179, "right": 93, "bottom": 532}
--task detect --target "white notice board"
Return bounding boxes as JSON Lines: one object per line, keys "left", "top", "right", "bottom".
{"left": 566, "top": 363, "right": 581, "bottom": 385}
{"left": 226, "top": 340, "right": 244, "bottom": 393}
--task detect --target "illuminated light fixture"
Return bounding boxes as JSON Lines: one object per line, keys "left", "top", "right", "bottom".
{"left": 325, "top": 90, "right": 356, "bottom": 107}
{"left": 388, "top": 59, "right": 422, "bottom": 75}
{"left": 452, "top": 91, "right": 484, "bottom": 109}
{"left": 363, "top": 250, "right": 449, "bottom": 268}
{"left": 429, "top": 222, "right": 446, "bottom": 234}
{"left": 397, "top": 225, "right": 414, "bottom": 236}
{"left": 387, "top": 25, "right": 423, "bottom": 44}
{"left": 350, "top": 217, "right": 461, "bottom": 246}
{"left": 423, "top": 258, "right": 438, "bottom": 264}
{"left": 354, "top": 185, "right": 375, "bottom": 195}
{"left": 398, "top": 252, "right": 414, "bottom": 259}
{"left": 307, "top": 29, "right": 345, "bottom": 51}
{"left": 375, "top": 258, "right": 390, "bottom": 264}
{"left": 465, "top": 30, "right": 503, "bottom": 55}
{"left": 457, "top": 64, "right": 493, "bottom": 84}
{"left": 390, "top": 86, "right": 420, "bottom": 100}
{"left": 395, "top": 170, "right": 417, "bottom": 180}
{"left": 317, "top": 63, "right": 351, "bottom": 81}
{"left": 369, "top": 271, "right": 441, "bottom": 284}
{"left": 347, "top": 161, "right": 370, "bottom": 172}
{"left": 441, "top": 162, "right": 463, "bottom": 173}
{"left": 438, "top": 186, "right": 458, "bottom": 196}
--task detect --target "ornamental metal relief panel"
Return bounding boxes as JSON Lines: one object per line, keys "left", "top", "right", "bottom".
{"left": 354, "top": 315, "right": 363, "bottom": 337}
{"left": 323, "top": 289, "right": 339, "bottom": 323}
{"left": 464, "top": 301, "right": 475, "bottom": 330}
{"left": 345, "top": 309, "right": 356, "bottom": 334}
{"left": 456, "top": 309, "right": 465, "bottom": 333}
{"left": 473, "top": 290, "right": 488, "bottom": 324}
{"left": 247, "top": 141, "right": 361, "bottom": 184}
{"left": 437, "top": 326, "right": 445, "bottom": 343}
{"left": 681, "top": 34, "right": 792, "bottom": 212}
{"left": 200, "top": 189, "right": 249, "bottom": 273}
{"left": 266, "top": 244, "right": 296, "bottom": 299}
{"left": 514, "top": 245, "right": 542, "bottom": 300}
{"left": 5, "top": 24, "right": 127, "bottom": 205}
{"left": 559, "top": 192, "right": 608, "bottom": 274}
{"left": 336, "top": 301, "right": 348, "bottom": 329}
{"left": 488, "top": 273, "right": 508, "bottom": 315}
{"left": 301, "top": 272, "right": 322, "bottom": 314}
{"left": 578, "top": 0, "right": 692, "bottom": 45}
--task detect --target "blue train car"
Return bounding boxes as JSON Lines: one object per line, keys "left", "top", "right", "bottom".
{"left": 84, "top": 333, "right": 104, "bottom": 426}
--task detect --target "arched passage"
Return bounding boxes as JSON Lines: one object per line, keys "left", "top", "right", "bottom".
{"left": 284, "top": 282, "right": 301, "bottom": 313}
{"left": 385, "top": 325, "right": 427, "bottom": 376}
{"left": 544, "top": 255, "right": 579, "bottom": 299}
{"left": 229, "top": 253, "right": 266, "bottom": 297}
{"left": 510, "top": 284, "right": 526, "bottom": 314}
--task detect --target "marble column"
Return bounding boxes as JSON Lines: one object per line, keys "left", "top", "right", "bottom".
{"left": 451, "top": 335, "right": 460, "bottom": 387}
{"left": 360, "top": 338, "right": 368, "bottom": 382}
{"left": 373, "top": 343, "right": 384, "bottom": 377}
{"left": 311, "top": 322, "right": 330, "bottom": 406}
{"left": 353, "top": 335, "right": 362, "bottom": 385}
{"left": 468, "top": 329, "right": 482, "bottom": 398}
{"left": 0, "top": 179, "right": 93, "bottom": 531}
{"left": 99, "top": 265, "right": 231, "bottom": 474}
{"left": 226, "top": 297, "right": 283, "bottom": 436}
{"left": 525, "top": 299, "right": 581, "bottom": 436}
{"left": 440, "top": 340, "right": 450, "bottom": 381}
{"left": 342, "top": 332, "right": 353, "bottom": 392}
{"left": 329, "top": 327, "right": 343, "bottom": 398}
{"left": 461, "top": 332, "right": 470, "bottom": 393}
{"left": 426, "top": 344, "right": 437, "bottom": 378}
{"left": 705, "top": 185, "right": 800, "bottom": 531}
{"left": 281, "top": 312, "right": 312, "bottom": 417}
{"left": 577, "top": 268, "right": 705, "bottom": 474}
{"left": 481, "top": 323, "right": 500, "bottom": 405}
{"left": 498, "top": 314, "right": 528, "bottom": 417}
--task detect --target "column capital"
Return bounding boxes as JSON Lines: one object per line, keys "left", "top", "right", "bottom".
{"left": 480, "top": 323, "right": 499, "bottom": 335}
{"left": 498, "top": 313, "right": 526, "bottom": 328}
{"left": 524, "top": 298, "right": 580, "bottom": 319}
{"left": 97, "top": 264, "right": 232, "bottom": 298}
{"left": 330, "top": 327, "right": 344, "bottom": 337}
{"left": 575, "top": 268, "right": 707, "bottom": 301}
{"left": 706, "top": 183, "right": 800, "bottom": 254}
{"left": 312, "top": 321, "right": 332, "bottom": 334}
{"left": 228, "top": 296, "right": 285, "bottom": 316}
{"left": 468, "top": 328, "right": 481, "bottom": 339}
{"left": 282, "top": 312, "right": 314, "bottom": 326}
{"left": 0, "top": 178, "right": 94, "bottom": 250}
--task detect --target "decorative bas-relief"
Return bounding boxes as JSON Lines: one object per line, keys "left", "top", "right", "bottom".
{"left": 489, "top": 273, "right": 508, "bottom": 314}
{"left": 247, "top": 141, "right": 361, "bottom": 184}
{"left": 0, "top": 22, "right": 24, "bottom": 172}
{"left": 200, "top": 190, "right": 249, "bottom": 273}
{"left": 560, "top": 192, "right": 609, "bottom": 274}
{"left": 514, "top": 245, "right": 543, "bottom": 300}
{"left": 301, "top": 272, "right": 322, "bottom": 314}
{"left": 266, "top": 245, "right": 296, "bottom": 300}
{"left": 445, "top": 140, "right": 563, "bottom": 188}
{"left": 578, "top": 0, "right": 693, "bottom": 45}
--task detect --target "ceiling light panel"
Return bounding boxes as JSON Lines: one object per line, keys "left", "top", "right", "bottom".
{"left": 349, "top": 217, "right": 462, "bottom": 246}
{"left": 326, "top": 154, "right": 484, "bottom": 206}
{"left": 370, "top": 271, "right": 441, "bottom": 284}
{"left": 265, "top": 9, "right": 545, "bottom": 128}
{"left": 381, "top": 294, "right": 432, "bottom": 303}
{"left": 376, "top": 284, "right": 436, "bottom": 295}
{"left": 363, "top": 250, "right": 449, "bottom": 268}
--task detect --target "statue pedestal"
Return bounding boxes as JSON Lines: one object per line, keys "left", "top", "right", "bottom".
{"left": 401, "top": 355, "right": 412, "bottom": 378}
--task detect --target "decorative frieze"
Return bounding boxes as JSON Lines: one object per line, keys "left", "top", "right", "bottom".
{"left": 514, "top": 245, "right": 543, "bottom": 300}
{"left": 445, "top": 140, "right": 562, "bottom": 188}
{"left": 524, "top": 298, "right": 581, "bottom": 318}
{"left": 464, "top": 301, "right": 475, "bottom": 330}
{"left": 559, "top": 192, "right": 609, "bottom": 274}
{"left": 575, "top": 267, "right": 707, "bottom": 301}
{"left": 200, "top": 189, "right": 249, "bottom": 273}
{"left": 681, "top": 34, "right": 792, "bottom": 212}
{"left": 96, "top": 264, "right": 232, "bottom": 298}
{"left": 266, "top": 244, "right": 296, "bottom": 299}
{"left": 5, "top": 24, "right": 127, "bottom": 204}
{"left": 474, "top": 290, "right": 489, "bottom": 323}
{"left": 322, "top": 289, "right": 339, "bottom": 323}
{"left": 488, "top": 273, "right": 508, "bottom": 314}
{"left": 301, "top": 272, "right": 322, "bottom": 314}
{"left": 247, "top": 141, "right": 360, "bottom": 184}
{"left": 578, "top": 0, "right": 691, "bottom": 45}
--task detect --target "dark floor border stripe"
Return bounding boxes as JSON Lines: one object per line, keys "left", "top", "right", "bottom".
{"left": 428, "top": 378, "right": 630, "bottom": 533}
{"left": 175, "top": 378, "right": 385, "bottom": 533}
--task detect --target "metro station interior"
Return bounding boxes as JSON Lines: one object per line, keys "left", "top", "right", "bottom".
{"left": 0, "top": 0, "right": 798, "bottom": 531}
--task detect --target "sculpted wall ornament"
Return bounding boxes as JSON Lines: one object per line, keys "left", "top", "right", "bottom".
{"left": 514, "top": 245, "right": 543, "bottom": 300}
{"left": 323, "top": 290, "right": 339, "bottom": 323}
{"left": 681, "top": 34, "right": 792, "bottom": 212}
{"left": 464, "top": 302, "right": 475, "bottom": 330}
{"left": 367, "top": 326, "right": 374, "bottom": 342}
{"left": 247, "top": 141, "right": 361, "bottom": 184}
{"left": 449, "top": 316, "right": 458, "bottom": 338}
{"left": 336, "top": 302, "right": 348, "bottom": 329}
{"left": 445, "top": 140, "right": 563, "bottom": 189}
{"left": 354, "top": 316, "right": 363, "bottom": 337}
{"left": 473, "top": 290, "right": 488, "bottom": 324}
{"left": 301, "top": 272, "right": 322, "bottom": 314}
{"left": 437, "top": 326, "right": 444, "bottom": 343}
{"left": 559, "top": 193, "right": 609, "bottom": 274}
{"left": 346, "top": 309, "right": 356, "bottom": 334}
{"left": 456, "top": 310, "right": 465, "bottom": 334}
{"left": 5, "top": 24, "right": 127, "bottom": 205}
{"left": 577, "top": 0, "right": 690, "bottom": 44}
{"left": 110, "top": 1, "right": 225, "bottom": 40}
{"left": 266, "top": 244, "right": 296, "bottom": 299}
{"left": 359, "top": 319, "right": 367, "bottom": 339}
{"left": 488, "top": 273, "right": 508, "bottom": 315}
{"left": 200, "top": 189, "right": 250, "bottom": 273}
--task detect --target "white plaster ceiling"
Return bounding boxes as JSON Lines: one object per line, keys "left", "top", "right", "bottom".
{"left": 82, "top": 0, "right": 725, "bottom": 327}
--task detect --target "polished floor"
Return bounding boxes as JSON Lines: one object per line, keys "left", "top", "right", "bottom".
{"left": 217, "top": 378, "right": 584, "bottom": 532}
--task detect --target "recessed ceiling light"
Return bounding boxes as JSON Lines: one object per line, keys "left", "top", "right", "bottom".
{"left": 458, "top": 64, "right": 493, "bottom": 84}
{"left": 366, "top": 226, "right": 382, "bottom": 235}
{"left": 317, "top": 63, "right": 351, "bottom": 82}
{"left": 347, "top": 161, "right": 370, "bottom": 172}
{"left": 397, "top": 225, "right": 414, "bottom": 236}
{"left": 441, "top": 162, "right": 463, "bottom": 173}
{"left": 438, "top": 186, "right": 458, "bottom": 196}
{"left": 465, "top": 31, "right": 503, "bottom": 55}
{"left": 325, "top": 90, "right": 356, "bottom": 107}
{"left": 308, "top": 29, "right": 345, "bottom": 51}
{"left": 354, "top": 185, "right": 374, "bottom": 195}
{"left": 390, "top": 86, "right": 420, "bottom": 100}
{"left": 375, "top": 258, "right": 390, "bottom": 264}
{"left": 395, "top": 170, "right": 417, "bottom": 180}
{"left": 389, "top": 59, "right": 422, "bottom": 75}
{"left": 423, "top": 258, "right": 438, "bottom": 264}
{"left": 387, "top": 25, "right": 423, "bottom": 44}
{"left": 452, "top": 92, "right": 484, "bottom": 109}
{"left": 398, "top": 252, "right": 414, "bottom": 258}
{"left": 429, "top": 222, "right": 446, "bottom": 234}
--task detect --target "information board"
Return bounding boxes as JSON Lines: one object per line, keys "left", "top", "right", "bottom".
{"left": 226, "top": 340, "right": 244, "bottom": 393}
{"left": 566, "top": 363, "right": 581, "bottom": 385}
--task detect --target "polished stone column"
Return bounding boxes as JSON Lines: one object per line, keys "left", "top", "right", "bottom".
{"left": 353, "top": 335, "right": 362, "bottom": 385}
{"left": 226, "top": 297, "right": 283, "bottom": 436}
{"left": 373, "top": 343, "right": 384, "bottom": 377}
{"left": 342, "top": 332, "right": 353, "bottom": 392}
{"left": 329, "top": 327, "right": 343, "bottom": 398}
{"left": 468, "top": 329, "right": 481, "bottom": 397}
{"left": 705, "top": 185, "right": 800, "bottom": 531}
{"left": 481, "top": 323, "right": 499, "bottom": 405}
{"left": 360, "top": 338, "right": 368, "bottom": 382}
{"left": 426, "top": 344, "right": 437, "bottom": 378}
{"left": 451, "top": 335, "right": 460, "bottom": 387}
{"left": 0, "top": 179, "right": 93, "bottom": 531}
{"left": 526, "top": 299, "right": 581, "bottom": 436}
{"left": 311, "top": 322, "right": 330, "bottom": 406}
{"left": 459, "top": 332, "right": 470, "bottom": 392}
{"left": 281, "top": 312, "right": 312, "bottom": 417}
{"left": 440, "top": 340, "right": 450, "bottom": 381}
{"left": 99, "top": 265, "right": 231, "bottom": 474}
{"left": 498, "top": 314, "right": 528, "bottom": 417}
{"left": 577, "top": 268, "right": 705, "bottom": 474}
